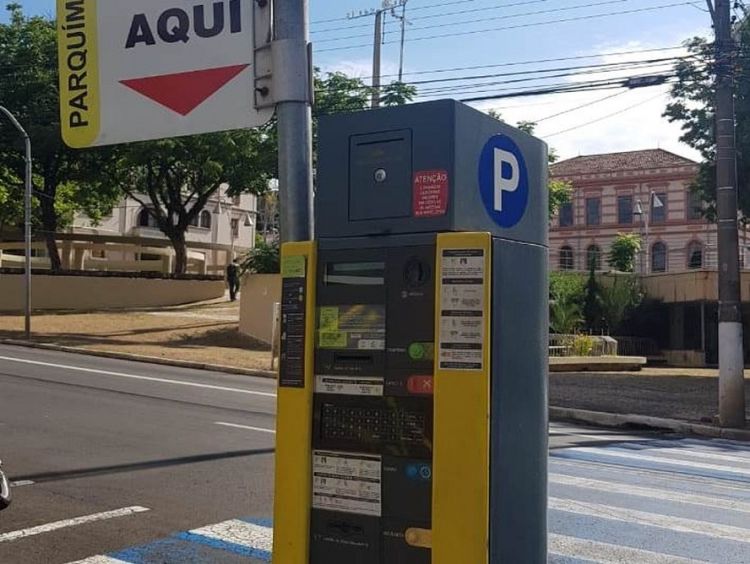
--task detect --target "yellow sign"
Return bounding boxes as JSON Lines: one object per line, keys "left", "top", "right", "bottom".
{"left": 57, "top": 0, "right": 101, "bottom": 148}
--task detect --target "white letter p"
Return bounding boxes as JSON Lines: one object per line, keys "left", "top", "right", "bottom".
{"left": 493, "top": 148, "right": 519, "bottom": 212}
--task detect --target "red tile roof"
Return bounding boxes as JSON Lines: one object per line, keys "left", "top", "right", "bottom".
{"left": 550, "top": 149, "right": 698, "bottom": 177}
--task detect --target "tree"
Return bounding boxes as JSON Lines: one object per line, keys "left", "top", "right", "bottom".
{"left": 549, "top": 272, "right": 586, "bottom": 334}
{"left": 600, "top": 274, "right": 643, "bottom": 334}
{"left": 582, "top": 263, "right": 603, "bottom": 332}
{"left": 0, "top": 4, "right": 120, "bottom": 270}
{"left": 664, "top": 27, "right": 750, "bottom": 218}
{"left": 241, "top": 237, "right": 280, "bottom": 274}
{"left": 608, "top": 232, "right": 641, "bottom": 272}
{"left": 92, "top": 130, "right": 275, "bottom": 274}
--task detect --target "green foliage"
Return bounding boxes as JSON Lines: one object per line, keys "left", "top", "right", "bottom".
{"left": 664, "top": 28, "right": 750, "bottom": 218}
{"left": 0, "top": 4, "right": 120, "bottom": 268}
{"left": 582, "top": 264, "right": 604, "bottom": 332}
{"left": 600, "top": 275, "right": 644, "bottom": 334}
{"left": 571, "top": 334, "right": 595, "bottom": 357}
{"left": 608, "top": 233, "right": 641, "bottom": 272}
{"left": 549, "top": 179, "right": 573, "bottom": 220}
{"left": 549, "top": 272, "right": 586, "bottom": 334}
{"left": 241, "top": 238, "right": 280, "bottom": 274}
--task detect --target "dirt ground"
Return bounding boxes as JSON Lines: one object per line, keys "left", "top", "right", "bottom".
{"left": 0, "top": 299, "right": 273, "bottom": 371}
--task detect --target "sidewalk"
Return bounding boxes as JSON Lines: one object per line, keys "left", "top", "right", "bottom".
{"left": 0, "top": 299, "right": 272, "bottom": 372}
{"left": 550, "top": 369, "right": 750, "bottom": 425}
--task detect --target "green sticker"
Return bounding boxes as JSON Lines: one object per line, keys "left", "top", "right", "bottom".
{"left": 281, "top": 255, "right": 306, "bottom": 278}
{"left": 319, "top": 307, "right": 339, "bottom": 331}
{"left": 318, "top": 331, "right": 347, "bottom": 349}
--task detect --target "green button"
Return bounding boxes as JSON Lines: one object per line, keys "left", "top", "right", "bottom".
{"left": 408, "top": 343, "right": 425, "bottom": 360}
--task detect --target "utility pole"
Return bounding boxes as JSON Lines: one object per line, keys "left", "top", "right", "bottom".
{"left": 393, "top": 0, "right": 409, "bottom": 82}
{"left": 275, "top": 0, "right": 314, "bottom": 242}
{"left": 0, "top": 106, "right": 32, "bottom": 340}
{"left": 709, "top": 0, "right": 746, "bottom": 428}
{"left": 371, "top": 9, "right": 384, "bottom": 108}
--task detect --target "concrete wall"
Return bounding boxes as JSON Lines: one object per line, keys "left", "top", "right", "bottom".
{"left": 239, "top": 274, "right": 281, "bottom": 344}
{"left": 640, "top": 270, "right": 750, "bottom": 303}
{"left": 0, "top": 274, "right": 225, "bottom": 311}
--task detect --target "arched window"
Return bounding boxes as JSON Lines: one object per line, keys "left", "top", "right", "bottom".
{"left": 687, "top": 241, "right": 703, "bottom": 269}
{"left": 137, "top": 208, "right": 151, "bottom": 227}
{"left": 651, "top": 242, "right": 667, "bottom": 273}
{"left": 586, "top": 244, "right": 601, "bottom": 271}
{"left": 559, "top": 246, "right": 574, "bottom": 271}
{"left": 200, "top": 210, "right": 212, "bottom": 229}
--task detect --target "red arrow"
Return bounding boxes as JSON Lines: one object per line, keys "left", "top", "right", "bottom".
{"left": 120, "top": 64, "right": 249, "bottom": 116}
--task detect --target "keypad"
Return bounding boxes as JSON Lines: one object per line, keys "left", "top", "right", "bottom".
{"left": 320, "top": 404, "right": 426, "bottom": 445}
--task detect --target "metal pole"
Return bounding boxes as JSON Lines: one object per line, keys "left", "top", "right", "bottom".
{"left": 275, "top": 0, "right": 314, "bottom": 243}
{"left": 0, "top": 106, "right": 32, "bottom": 339}
{"left": 371, "top": 9, "right": 384, "bottom": 108}
{"left": 713, "top": 0, "right": 746, "bottom": 427}
{"left": 645, "top": 193, "right": 651, "bottom": 275}
{"left": 397, "top": 1, "right": 407, "bottom": 82}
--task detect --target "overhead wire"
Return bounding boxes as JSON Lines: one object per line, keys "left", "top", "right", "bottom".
{"left": 315, "top": 1, "right": 698, "bottom": 52}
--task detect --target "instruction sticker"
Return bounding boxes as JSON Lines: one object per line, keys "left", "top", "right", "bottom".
{"left": 317, "top": 305, "right": 385, "bottom": 350}
{"left": 279, "top": 257, "right": 307, "bottom": 388}
{"left": 438, "top": 249, "right": 486, "bottom": 370}
{"left": 312, "top": 451, "right": 382, "bottom": 516}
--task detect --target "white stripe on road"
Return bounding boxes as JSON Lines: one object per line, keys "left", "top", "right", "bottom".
{"left": 550, "top": 533, "right": 707, "bottom": 563}
{"left": 10, "top": 480, "right": 34, "bottom": 487}
{"left": 550, "top": 473, "right": 750, "bottom": 513}
{"left": 617, "top": 445, "right": 750, "bottom": 465}
{"left": 0, "top": 506, "right": 150, "bottom": 543}
{"left": 67, "top": 556, "right": 131, "bottom": 564}
{"left": 215, "top": 422, "right": 276, "bottom": 434}
{"left": 550, "top": 497, "right": 750, "bottom": 544}
{"left": 565, "top": 446, "right": 750, "bottom": 476}
{"left": 0, "top": 355, "right": 276, "bottom": 398}
{"left": 190, "top": 519, "right": 273, "bottom": 551}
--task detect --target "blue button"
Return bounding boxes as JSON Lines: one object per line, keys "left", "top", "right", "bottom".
{"left": 406, "top": 465, "right": 419, "bottom": 479}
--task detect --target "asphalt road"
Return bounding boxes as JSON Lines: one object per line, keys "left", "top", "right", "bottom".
{"left": 0, "top": 344, "right": 748, "bottom": 563}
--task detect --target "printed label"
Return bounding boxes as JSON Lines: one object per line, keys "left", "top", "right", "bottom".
{"left": 279, "top": 257, "right": 306, "bottom": 388}
{"left": 438, "top": 249, "right": 486, "bottom": 371}
{"left": 315, "top": 375, "right": 384, "bottom": 396}
{"left": 317, "top": 305, "right": 385, "bottom": 350}
{"left": 312, "top": 451, "right": 382, "bottom": 516}
{"left": 413, "top": 169, "right": 449, "bottom": 218}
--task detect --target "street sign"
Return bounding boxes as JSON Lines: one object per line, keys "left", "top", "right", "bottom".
{"left": 57, "top": 0, "right": 274, "bottom": 148}
{"left": 478, "top": 134, "right": 529, "bottom": 228}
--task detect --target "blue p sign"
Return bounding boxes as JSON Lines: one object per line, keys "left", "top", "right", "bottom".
{"left": 478, "top": 135, "right": 529, "bottom": 228}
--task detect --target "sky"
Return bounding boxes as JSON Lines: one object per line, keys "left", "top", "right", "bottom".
{"left": 5, "top": 0, "right": 715, "bottom": 162}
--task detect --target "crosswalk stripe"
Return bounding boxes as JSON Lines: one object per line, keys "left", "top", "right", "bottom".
{"left": 187, "top": 518, "right": 273, "bottom": 552}
{"left": 560, "top": 446, "right": 750, "bottom": 477}
{"left": 549, "top": 533, "right": 708, "bottom": 563}
{"left": 550, "top": 497, "right": 750, "bottom": 544}
{"left": 616, "top": 444, "right": 750, "bottom": 465}
{"left": 550, "top": 473, "right": 750, "bottom": 513}
{"left": 66, "top": 556, "right": 130, "bottom": 564}
{"left": 0, "top": 506, "right": 150, "bottom": 544}
{"left": 551, "top": 458, "right": 750, "bottom": 493}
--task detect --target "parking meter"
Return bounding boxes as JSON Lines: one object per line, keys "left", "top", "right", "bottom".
{"left": 273, "top": 99, "right": 548, "bottom": 563}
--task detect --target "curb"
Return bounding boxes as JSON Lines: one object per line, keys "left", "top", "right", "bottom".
{"left": 550, "top": 406, "right": 750, "bottom": 442}
{"left": 0, "top": 339, "right": 277, "bottom": 380}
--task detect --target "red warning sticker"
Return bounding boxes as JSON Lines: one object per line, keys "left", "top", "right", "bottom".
{"left": 413, "top": 170, "right": 449, "bottom": 217}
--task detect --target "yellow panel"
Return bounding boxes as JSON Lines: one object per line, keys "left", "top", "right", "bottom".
{"left": 432, "top": 232, "right": 491, "bottom": 564}
{"left": 272, "top": 241, "right": 316, "bottom": 564}
{"left": 57, "top": 0, "right": 101, "bottom": 148}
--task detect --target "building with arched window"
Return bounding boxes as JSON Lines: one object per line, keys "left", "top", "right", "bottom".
{"left": 651, "top": 241, "right": 667, "bottom": 273}
{"left": 559, "top": 246, "right": 574, "bottom": 271}
{"left": 549, "top": 149, "right": 721, "bottom": 274}
{"left": 586, "top": 244, "right": 601, "bottom": 270}
{"left": 71, "top": 186, "right": 259, "bottom": 274}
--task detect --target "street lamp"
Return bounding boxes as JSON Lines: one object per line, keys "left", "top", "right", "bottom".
{"left": 633, "top": 191, "right": 664, "bottom": 274}
{"left": 0, "top": 106, "right": 32, "bottom": 339}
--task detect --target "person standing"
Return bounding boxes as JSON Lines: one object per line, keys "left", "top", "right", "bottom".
{"left": 226, "top": 259, "right": 240, "bottom": 301}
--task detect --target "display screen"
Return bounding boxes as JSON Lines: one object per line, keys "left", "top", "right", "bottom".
{"left": 324, "top": 262, "right": 385, "bottom": 286}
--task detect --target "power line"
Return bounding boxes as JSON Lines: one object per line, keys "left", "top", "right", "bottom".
{"left": 532, "top": 90, "right": 631, "bottom": 122}
{"left": 315, "top": 2, "right": 697, "bottom": 52}
{"left": 315, "top": 0, "right": 630, "bottom": 43}
{"left": 541, "top": 90, "right": 669, "bottom": 137}
{"left": 310, "top": 0, "right": 499, "bottom": 25}
{"left": 311, "top": 0, "right": 550, "bottom": 34}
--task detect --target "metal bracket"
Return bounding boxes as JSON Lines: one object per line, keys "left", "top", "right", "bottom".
{"left": 253, "top": 0, "right": 274, "bottom": 110}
